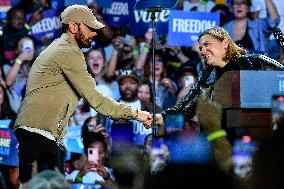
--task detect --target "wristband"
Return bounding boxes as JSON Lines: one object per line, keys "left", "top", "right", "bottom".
{"left": 207, "top": 130, "right": 226, "bottom": 142}
{"left": 132, "top": 50, "right": 139, "bottom": 55}
{"left": 200, "top": 0, "right": 208, "bottom": 5}
{"left": 24, "top": 23, "right": 31, "bottom": 31}
{"left": 143, "top": 47, "right": 149, "bottom": 52}
{"left": 15, "top": 58, "right": 22, "bottom": 65}
{"left": 75, "top": 175, "right": 83, "bottom": 183}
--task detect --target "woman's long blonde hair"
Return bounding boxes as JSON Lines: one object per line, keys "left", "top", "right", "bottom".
{"left": 198, "top": 27, "right": 247, "bottom": 62}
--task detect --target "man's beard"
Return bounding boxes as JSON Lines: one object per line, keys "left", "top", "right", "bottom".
{"left": 75, "top": 27, "right": 92, "bottom": 48}
{"left": 120, "top": 88, "right": 138, "bottom": 102}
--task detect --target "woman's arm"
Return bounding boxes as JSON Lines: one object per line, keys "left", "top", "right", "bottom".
{"left": 265, "top": 0, "right": 279, "bottom": 21}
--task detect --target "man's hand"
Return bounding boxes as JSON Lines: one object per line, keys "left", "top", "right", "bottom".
{"left": 133, "top": 110, "right": 152, "bottom": 129}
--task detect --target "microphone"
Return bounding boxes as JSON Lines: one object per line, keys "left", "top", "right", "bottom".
{"left": 146, "top": 7, "right": 162, "bottom": 13}
{"left": 273, "top": 28, "right": 284, "bottom": 49}
{"left": 134, "top": 0, "right": 177, "bottom": 11}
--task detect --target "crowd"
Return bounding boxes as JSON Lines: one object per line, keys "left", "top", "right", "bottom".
{"left": 0, "top": 0, "right": 284, "bottom": 188}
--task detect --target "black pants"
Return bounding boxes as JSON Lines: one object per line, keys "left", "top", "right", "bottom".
{"left": 14, "top": 128, "right": 65, "bottom": 183}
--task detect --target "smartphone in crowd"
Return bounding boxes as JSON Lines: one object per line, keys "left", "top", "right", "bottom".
{"left": 22, "top": 40, "right": 33, "bottom": 52}
{"left": 149, "top": 137, "right": 169, "bottom": 174}
{"left": 164, "top": 111, "right": 184, "bottom": 134}
{"left": 271, "top": 95, "right": 284, "bottom": 131}
{"left": 87, "top": 147, "right": 99, "bottom": 164}
{"left": 232, "top": 136, "right": 257, "bottom": 180}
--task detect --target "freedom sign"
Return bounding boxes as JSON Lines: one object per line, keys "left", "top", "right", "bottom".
{"left": 168, "top": 10, "right": 220, "bottom": 47}
{"left": 101, "top": 0, "right": 135, "bottom": 27}
{"left": 27, "top": 9, "right": 62, "bottom": 44}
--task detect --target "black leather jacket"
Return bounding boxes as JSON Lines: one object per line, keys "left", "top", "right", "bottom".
{"left": 162, "top": 54, "right": 284, "bottom": 120}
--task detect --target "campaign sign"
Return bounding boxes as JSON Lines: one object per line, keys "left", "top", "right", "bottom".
{"left": 110, "top": 120, "right": 151, "bottom": 146}
{"left": 63, "top": 125, "right": 84, "bottom": 154}
{"left": 0, "top": 128, "right": 19, "bottom": 166}
{"left": 101, "top": 0, "right": 135, "bottom": 27}
{"left": 27, "top": 9, "right": 62, "bottom": 43}
{"left": 130, "top": 9, "right": 170, "bottom": 36}
{"left": 0, "top": 119, "right": 12, "bottom": 128}
{"left": 168, "top": 10, "right": 220, "bottom": 47}
{"left": 64, "top": 0, "right": 88, "bottom": 7}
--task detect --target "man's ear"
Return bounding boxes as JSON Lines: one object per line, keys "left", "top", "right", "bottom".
{"left": 68, "top": 23, "right": 78, "bottom": 34}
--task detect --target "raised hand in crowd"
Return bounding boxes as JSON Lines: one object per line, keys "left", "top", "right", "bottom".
{"left": 145, "top": 28, "right": 153, "bottom": 44}
{"left": 27, "top": 7, "right": 44, "bottom": 26}
{"left": 112, "top": 36, "right": 124, "bottom": 50}
{"left": 161, "top": 77, "right": 177, "bottom": 94}
{"left": 88, "top": 124, "right": 109, "bottom": 139}
{"left": 16, "top": 49, "right": 34, "bottom": 63}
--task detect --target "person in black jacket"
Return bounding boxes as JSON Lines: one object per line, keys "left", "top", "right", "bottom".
{"left": 157, "top": 26, "right": 284, "bottom": 124}
{"left": 155, "top": 26, "right": 284, "bottom": 172}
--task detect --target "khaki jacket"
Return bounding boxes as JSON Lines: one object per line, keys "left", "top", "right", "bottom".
{"left": 14, "top": 33, "right": 133, "bottom": 142}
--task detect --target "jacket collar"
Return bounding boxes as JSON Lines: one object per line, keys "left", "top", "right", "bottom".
{"left": 61, "top": 33, "right": 80, "bottom": 50}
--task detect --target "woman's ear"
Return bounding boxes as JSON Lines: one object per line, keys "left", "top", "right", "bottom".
{"left": 223, "top": 38, "right": 229, "bottom": 50}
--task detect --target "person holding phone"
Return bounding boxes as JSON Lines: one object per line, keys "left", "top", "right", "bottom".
{"left": 3, "top": 36, "right": 35, "bottom": 113}
{"left": 155, "top": 26, "right": 284, "bottom": 171}
{"left": 13, "top": 5, "right": 152, "bottom": 184}
{"left": 66, "top": 132, "right": 118, "bottom": 188}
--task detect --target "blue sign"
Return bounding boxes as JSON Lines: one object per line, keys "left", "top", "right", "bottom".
{"left": 64, "top": 0, "right": 112, "bottom": 8}
{"left": 130, "top": 9, "right": 170, "bottom": 36}
{"left": 64, "top": 0, "right": 87, "bottom": 7}
{"left": 0, "top": 0, "right": 12, "bottom": 21}
{"left": 240, "top": 71, "right": 284, "bottom": 108}
{"left": 109, "top": 120, "right": 152, "bottom": 147}
{"left": 27, "top": 9, "right": 62, "bottom": 44}
{"left": 0, "top": 128, "right": 19, "bottom": 166}
{"left": 168, "top": 10, "right": 220, "bottom": 47}
{"left": 63, "top": 125, "right": 84, "bottom": 154}
{"left": 101, "top": 0, "right": 134, "bottom": 27}
{"left": 0, "top": 119, "right": 12, "bottom": 128}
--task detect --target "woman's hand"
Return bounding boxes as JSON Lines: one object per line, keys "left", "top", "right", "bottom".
{"left": 155, "top": 114, "right": 164, "bottom": 126}
{"left": 93, "top": 163, "right": 109, "bottom": 180}
{"left": 17, "top": 50, "right": 34, "bottom": 62}
{"left": 161, "top": 78, "right": 176, "bottom": 94}
{"left": 78, "top": 160, "right": 97, "bottom": 177}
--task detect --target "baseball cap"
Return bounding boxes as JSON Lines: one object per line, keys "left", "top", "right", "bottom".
{"left": 118, "top": 69, "right": 140, "bottom": 85}
{"left": 60, "top": 4, "right": 105, "bottom": 30}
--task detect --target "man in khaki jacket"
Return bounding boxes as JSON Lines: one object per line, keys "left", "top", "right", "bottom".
{"left": 14, "top": 4, "right": 152, "bottom": 183}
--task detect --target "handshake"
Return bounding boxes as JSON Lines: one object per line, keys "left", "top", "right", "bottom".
{"left": 132, "top": 109, "right": 164, "bottom": 129}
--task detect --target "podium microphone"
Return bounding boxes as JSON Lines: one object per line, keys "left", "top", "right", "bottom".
{"left": 273, "top": 28, "right": 284, "bottom": 49}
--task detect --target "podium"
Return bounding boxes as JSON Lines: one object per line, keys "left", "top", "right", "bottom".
{"left": 212, "top": 71, "right": 284, "bottom": 139}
